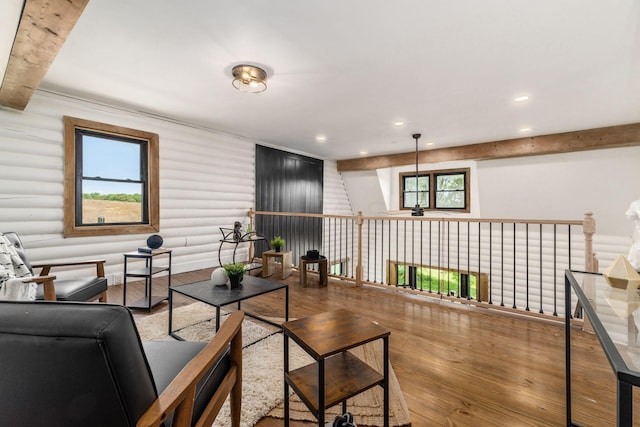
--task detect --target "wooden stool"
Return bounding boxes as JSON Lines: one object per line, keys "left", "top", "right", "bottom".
{"left": 299, "top": 256, "right": 327, "bottom": 287}
{"left": 262, "top": 250, "right": 292, "bottom": 279}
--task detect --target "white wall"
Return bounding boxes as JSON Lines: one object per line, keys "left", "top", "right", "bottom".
{"left": 0, "top": 90, "right": 352, "bottom": 285}
{"left": 340, "top": 170, "right": 387, "bottom": 215}
{"left": 477, "top": 147, "right": 640, "bottom": 237}
{"left": 341, "top": 146, "right": 640, "bottom": 270}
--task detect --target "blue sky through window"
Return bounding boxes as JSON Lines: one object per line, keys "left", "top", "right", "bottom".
{"left": 82, "top": 136, "right": 141, "bottom": 195}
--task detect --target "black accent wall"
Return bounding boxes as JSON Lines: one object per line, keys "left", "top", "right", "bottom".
{"left": 255, "top": 145, "right": 323, "bottom": 260}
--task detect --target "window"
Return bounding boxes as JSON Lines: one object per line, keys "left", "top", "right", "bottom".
{"left": 63, "top": 116, "right": 159, "bottom": 237}
{"left": 386, "top": 260, "right": 488, "bottom": 301}
{"left": 401, "top": 174, "right": 429, "bottom": 209}
{"left": 330, "top": 259, "right": 349, "bottom": 276}
{"left": 399, "top": 168, "right": 469, "bottom": 213}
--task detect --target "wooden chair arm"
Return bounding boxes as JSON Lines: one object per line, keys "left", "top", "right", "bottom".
{"left": 31, "top": 260, "right": 106, "bottom": 277}
{"left": 137, "top": 311, "right": 244, "bottom": 427}
{"left": 21, "top": 275, "right": 57, "bottom": 301}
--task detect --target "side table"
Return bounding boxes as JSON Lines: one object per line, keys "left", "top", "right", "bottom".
{"left": 299, "top": 256, "right": 328, "bottom": 287}
{"left": 262, "top": 250, "right": 292, "bottom": 279}
{"left": 283, "top": 309, "right": 390, "bottom": 426}
{"left": 122, "top": 249, "right": 172, "bottom": 311}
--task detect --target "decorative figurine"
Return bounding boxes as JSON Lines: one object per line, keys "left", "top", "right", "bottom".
{"left": 233, "top": 221, "right": 242, "bottom": 241}
{"left": 626, "top": 200, "right": 640, "bottom": 270}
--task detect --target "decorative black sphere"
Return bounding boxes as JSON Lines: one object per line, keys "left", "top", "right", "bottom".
{"left": 146, "top": 234, "right": 163, "bottom": 249}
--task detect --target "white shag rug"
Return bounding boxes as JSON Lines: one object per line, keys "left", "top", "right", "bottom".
{"left": 134, "top": 302, "right": 312, "bottom": 427}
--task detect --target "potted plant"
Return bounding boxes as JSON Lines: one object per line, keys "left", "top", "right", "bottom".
{"left": 270, "top": 236, "right": 285, "bottom": 252}
{"left": 223, "top": 262, "right": 245, "bottom": 289}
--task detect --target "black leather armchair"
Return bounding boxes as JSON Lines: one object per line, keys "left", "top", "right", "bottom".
{"left": 4, "top": 232, "right": 108, "bottom": 302}
{"left": 0, "top": 301, "right": 243, "bottom": 427}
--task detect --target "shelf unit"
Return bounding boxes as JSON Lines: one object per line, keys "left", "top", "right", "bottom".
{"left": 218, "top": 227, "right": 265, "bottom": 272}
{"left": 283, "top": 309, "right": 390, "bottom": 426}
{"left": 122, "top": 249, "right": 172, "bottom": 311}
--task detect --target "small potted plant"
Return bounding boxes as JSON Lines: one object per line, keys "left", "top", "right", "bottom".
{"left": 223, "top": 262, "right": 246, "bottom": 289}
{"left": 270, "top": 236, "right": 285, "bottom": 252}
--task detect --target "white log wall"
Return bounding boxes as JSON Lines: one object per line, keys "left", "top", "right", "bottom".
{"left": 0, "top": 90, "right": 353, "bottom": 285}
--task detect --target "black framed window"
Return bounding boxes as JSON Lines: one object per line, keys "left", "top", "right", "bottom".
{"left": 64, "top": 116, "right": 159, "bottom": 237}
{"left": 400, "top": 168, "right": 469, "bottom": 213}
{"left": 75, "top": 130, "right": 148, "bottom": 226}
{"left": 401, "top": 174, "right": 429, "bottom": 209}
{"left": 435, "top": 171, "right": 467, "bottom": 209}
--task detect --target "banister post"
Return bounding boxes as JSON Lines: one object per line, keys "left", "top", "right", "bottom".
{"left": 248, "top": 208, "right": 256, "bottom": 263}
{"left": 583, "top": 212, "right": 596, "bottom": 273}
{"left": 356, "top": 211, "right": 364, "bottom": 287}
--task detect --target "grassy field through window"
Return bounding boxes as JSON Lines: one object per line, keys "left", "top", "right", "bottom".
{"left": 397, "top": 265, "right": 478, "bottom": 297}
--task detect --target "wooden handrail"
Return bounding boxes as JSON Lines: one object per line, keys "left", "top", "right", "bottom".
{"left": 252, "top": 210, "right": 596, "bottom": 317}
{"left": 254, "top": 210, "right": 584, "bottom": 225}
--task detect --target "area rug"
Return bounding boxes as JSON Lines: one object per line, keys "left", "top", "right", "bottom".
{"left": 135, "top": 303, "right": 411, "bottom": 427}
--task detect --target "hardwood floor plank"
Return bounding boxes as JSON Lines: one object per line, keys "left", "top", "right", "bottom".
{"left": 112, "top": 268, "right": 639, "bottom": 426}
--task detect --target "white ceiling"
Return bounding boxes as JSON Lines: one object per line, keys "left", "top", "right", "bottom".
{"left": 5, "top": 0, "right": 640, "bottom": 160}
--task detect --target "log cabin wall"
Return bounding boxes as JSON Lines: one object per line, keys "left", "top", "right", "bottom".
{"left": 0, "top": 90, "right": 353, "bottom": 285}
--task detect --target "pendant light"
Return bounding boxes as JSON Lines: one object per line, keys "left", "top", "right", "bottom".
{"left": 411, "top": 133, "right": 424, "bottom": 217}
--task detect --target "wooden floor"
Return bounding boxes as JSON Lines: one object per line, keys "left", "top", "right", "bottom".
{"left": 113, "top": 268, "right": 639, "bottom": 427}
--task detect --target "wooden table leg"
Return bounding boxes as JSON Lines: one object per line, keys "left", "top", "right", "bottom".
{"left": 300, "top": 259, "right": 308, "bottom": 287}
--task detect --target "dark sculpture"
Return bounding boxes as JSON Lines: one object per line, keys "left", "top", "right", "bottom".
{"left": 233, "top": 221, "right": 242, "bottom": 241}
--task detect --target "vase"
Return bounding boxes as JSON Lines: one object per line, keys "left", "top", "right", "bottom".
{"left": 229, "top": 276, "right": 242, "bottom": 289}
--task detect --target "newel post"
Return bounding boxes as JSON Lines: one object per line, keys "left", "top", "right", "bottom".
{"left": 248, "top": 208, "right": 256, "bottom": 262}
{"left": 356, "top": 211, "right": 364, "bottom": 287}
{"left": 583, "top": 212, "right": 597, "bottom": 273}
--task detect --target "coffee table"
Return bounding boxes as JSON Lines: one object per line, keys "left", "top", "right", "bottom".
{"left": 168, "top": 275, "right": 288, "bottom": 339}
{"left": 283, "top": 309, "right": 390, "bottom": 426}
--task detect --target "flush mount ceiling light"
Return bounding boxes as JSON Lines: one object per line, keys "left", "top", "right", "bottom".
{"left": 231, "top": 64, "right": 267, "bottom": 93}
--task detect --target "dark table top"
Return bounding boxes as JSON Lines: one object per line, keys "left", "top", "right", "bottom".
{"left": 170, "top": 274, "right": 287, "bottom": 307}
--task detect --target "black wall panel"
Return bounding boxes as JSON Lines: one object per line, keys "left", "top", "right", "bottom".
{"left": 255, "top": 145, "right": 323, "bottom": 260}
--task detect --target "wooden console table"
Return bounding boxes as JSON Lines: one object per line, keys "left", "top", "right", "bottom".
{"left": 283, "top": 309, "right": 390, "bottom": 426}
{"left": 262, "top": 249, "right": 292, "bottom": 279}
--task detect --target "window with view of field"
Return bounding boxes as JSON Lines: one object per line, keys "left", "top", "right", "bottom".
{"left": 64, "top": 116, "right": 159, "bottom": 237}
{"left": 400, "top": 168, "right": 470, "bottom": 213}
{"left": 81, "top": 135, "right": 146, "bottom": 225}
{"left": 396, "top": 265, "right": 481, "bottom": 299}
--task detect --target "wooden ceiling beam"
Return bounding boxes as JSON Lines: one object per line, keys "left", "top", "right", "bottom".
{"left": 337, "top": 123, "right": 640, "bottom": 172}
{"left": 0, "top": 0, "right": 89, "bottom": 110}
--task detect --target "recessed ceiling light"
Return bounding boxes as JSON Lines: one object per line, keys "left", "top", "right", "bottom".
{"left": 393, "top": 121, "right": 405, "bottom": 127}
{"left": 514, "top": 95, "right": 529, "bottom": 102}
{"left": 315, "top": 135, "right": 327, "bottom": 143}
{"left": 359, "top": 151, "right": 368, "bottom": 156}
{"left": 425, "top": 142, "right": 434, "bottom": 146}
{"left": 519, "top": 127, "right": 532, "bottom": 132}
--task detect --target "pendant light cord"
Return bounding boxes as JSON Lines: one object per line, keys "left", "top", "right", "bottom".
{"left": 411, "top": 133, "right": 424, "bottom": 216}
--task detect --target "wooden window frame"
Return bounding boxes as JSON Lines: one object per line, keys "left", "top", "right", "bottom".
{"left": 399, "top": 167, "right": 470, "bottom": 213}
{"left": 63, "top": 116, "right": 160, "bottom": 237}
